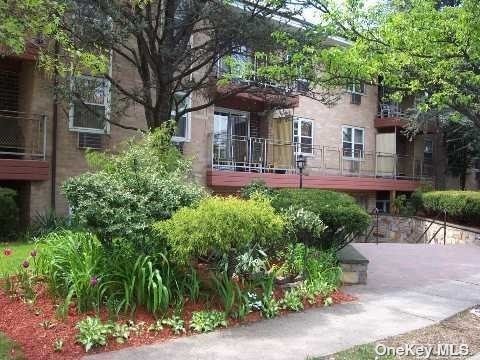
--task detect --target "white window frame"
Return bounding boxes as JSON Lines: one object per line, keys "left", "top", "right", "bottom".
{"left": 293, "top": 117, "right": 314, "bottom": 156}
{"left": 171, "top": 92, "right": 192, "bottom": 143}
{"left": 342, "top": 125, "right": 365, "bottom": 160}
{"left": 68, "top": 74, "right": 111, "bottom": 134}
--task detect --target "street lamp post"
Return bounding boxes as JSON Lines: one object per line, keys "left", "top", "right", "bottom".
{"left": 296, "top": 154, "right": 306, "bottom": 189}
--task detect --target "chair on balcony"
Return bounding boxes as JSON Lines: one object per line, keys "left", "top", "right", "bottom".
{"left": 380, "top": 104, "right": 392, "bottom": 118}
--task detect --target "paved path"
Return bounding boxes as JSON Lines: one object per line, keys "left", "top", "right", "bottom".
{"left": 86, "top": 243, "right": 480, "bottom": 360}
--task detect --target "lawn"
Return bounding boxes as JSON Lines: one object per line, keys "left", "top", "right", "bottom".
{"left": 312, "top": 307, "right": 480, "bottom": 360}
{"left": 0, "top": 242, "right": 36, "bottom": 275}
{"left": 0, "top": 332, "right": 24, "bottom": 360}
{"left": 309, "top": 344, "right": 395, "bottom": 360}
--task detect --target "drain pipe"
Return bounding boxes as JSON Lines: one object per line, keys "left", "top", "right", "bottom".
{"left": 50, "top": 41, "right": 59, "bottom": 211}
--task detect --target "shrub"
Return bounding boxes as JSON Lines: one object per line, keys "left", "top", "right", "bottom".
{"left": 0, "top": 187, "right": 18, "bottom": 240}
{"left": 422, "top": 190, "right": 480, "bottom": 224}
{"left": 62, "top": 128, "right": 207, "bottom": 252}
{"left": 36, "top": 231, "right": 105, "bottom": 313}
{"left": 189, "top": 310, "right": 227, "bottom": 332}
{"left": 240, "top": 180, "right": 275, "bottom": 200}
{"left": 283, "top": 207, "right": 327, "bottom": 248}
{"left": 155, "top": 196, "right": 285, "bottom": 266}
{"left": 271, "top": 189, "right": 370, "bottom": 250}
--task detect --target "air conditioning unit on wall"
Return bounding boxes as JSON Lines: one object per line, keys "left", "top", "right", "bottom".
{"left": 78, "top": 132, "right": 105, "bottom": 150}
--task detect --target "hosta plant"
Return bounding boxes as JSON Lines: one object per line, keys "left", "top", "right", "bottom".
{"left": 111, "top": 323, "right": 131, "bottom": 344}
{"left": 261, "top": 296, "right": 280, "bottom": 319}
{"left": 162, "top": 315, "right": 185, "bottom": 335}
{"left": 280, "top": 288, "right": 304, "bottom": 312}
{"left": 189, "top": 311, "right": 227, "bottom": 333}
{"left": 76, "top": 317, "right": 112, "bottom": 352}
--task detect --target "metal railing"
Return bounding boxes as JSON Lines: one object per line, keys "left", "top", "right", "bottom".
{"left": 210, "top": 134, "right": 433, "bottom": 181}
{"left": 377, "top": 102, "right": 406, "bottom": 118}
{"left": 0, "top": 110, "right": 47, "bottom": 159}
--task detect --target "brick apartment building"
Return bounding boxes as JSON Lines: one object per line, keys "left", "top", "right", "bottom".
{"left": 0, "top": 25, "right": 476, "bottom": 227}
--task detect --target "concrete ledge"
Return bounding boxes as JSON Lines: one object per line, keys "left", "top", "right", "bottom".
{"left": 338, "top": 245, "right": 369, "bottom": 285}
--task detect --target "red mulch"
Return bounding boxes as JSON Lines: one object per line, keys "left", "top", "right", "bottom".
{"left": 0, "top": 284, "right": 357, "bottom": 360}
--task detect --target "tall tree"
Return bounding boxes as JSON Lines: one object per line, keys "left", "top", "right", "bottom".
{"left": 63, "top": 0, "right": 306, "bottom": 130}
{"left": 0, "top": 0, "right": 108, "bottom": 74}
{"left": 268, "top": 0, "right": 480, "bottom": 129}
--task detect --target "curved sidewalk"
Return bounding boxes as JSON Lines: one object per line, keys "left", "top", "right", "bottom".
{"left": 86, "top": 243, "right": 480, "bottom": 360}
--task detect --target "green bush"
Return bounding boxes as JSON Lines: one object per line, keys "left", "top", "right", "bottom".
{"left": 63, "top": 128, "right": 207, "bottom": 251}
{"left": 422, "top": 191, "right": 480, "bottom": 224}
{"left": 240, "top": 180, "right": 275, "bottom": 200}
{"left": 155, "top": 196, "right": 285, "bottom": 266}
{"left": 0, "top": 187, "right": 19, "bottom": 241}
{"left": 283, "top": 206, "right": 327, "bottom": 248}
{"left": 271, "top": 189, "right": 370, "bottom": 250}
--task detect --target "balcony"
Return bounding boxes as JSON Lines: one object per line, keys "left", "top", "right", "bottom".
{"left": 0, "top": 111, "right": 49, "bottom": 180}
{"left": 207, "top": 135, "right": 433, "bottom": 191}
{"left": 375, "top": 103, "right": 409, "bottom": 129}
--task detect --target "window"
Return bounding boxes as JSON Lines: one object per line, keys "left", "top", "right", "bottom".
{"left": 342, "top": 126, "right": 364, "bottom": 159}
{"left": 69, "top": 75, "right": 110, "bottom": 134}
{"left": 424, "top": 139, "right": 433, "bottom": 161}
{"left": 171, "top": 92, "right": 191, "bottom": 142}
{"left": 293, "top": 117, "right": 313, "bottom": 155}
{"left": 347, "top": 81, "right": 365, "bottom": 105}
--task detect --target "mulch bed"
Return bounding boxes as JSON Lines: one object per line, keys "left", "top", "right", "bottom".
{"left": 0, "top": 283, "right": 357, "bottom": 360}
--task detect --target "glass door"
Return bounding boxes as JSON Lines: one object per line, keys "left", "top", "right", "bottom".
{"left": 213, "top": 109, "right": 249, "bottom": 170}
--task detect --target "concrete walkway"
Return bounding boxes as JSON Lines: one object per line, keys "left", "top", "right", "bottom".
{"left": 86, "top": 243, "right": 480, "bottom": 360}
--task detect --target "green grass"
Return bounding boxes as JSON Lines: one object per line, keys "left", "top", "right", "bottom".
{"left": 308, "top": 344, "right": 395, "bottom": 360}
{"left": 0, "top": 332, "right": 24, "bottom": 360}
{"left": 0, "top": 242, "right": 36, "bottom": 275}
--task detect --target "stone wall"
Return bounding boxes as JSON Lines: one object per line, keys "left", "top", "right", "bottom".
{"left": 363, "top": 215, "right": 480, "bottom": 245}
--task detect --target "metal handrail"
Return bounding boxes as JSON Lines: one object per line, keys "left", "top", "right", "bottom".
{"left": 415, "top": 209, "right": 448, "bottom": 244}
{"left": 211, "top": 134, "right": 433, "bottom": 181}
{"left": 0, "top": 110, "right": 47, "bottom": 159}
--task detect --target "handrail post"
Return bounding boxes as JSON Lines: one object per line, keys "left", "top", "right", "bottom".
{"left": 443, "top": 209, "right": 447, "bottom": 245}
{"left": 374, "top": 208, "right": 379, "bottom": 245}
{"left": 42, "top": 115, "right": 47, "bottom": 160}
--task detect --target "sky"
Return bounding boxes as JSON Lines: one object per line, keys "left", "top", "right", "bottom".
{"left": 301, "top": 0, "right": 380, "bottom": 24}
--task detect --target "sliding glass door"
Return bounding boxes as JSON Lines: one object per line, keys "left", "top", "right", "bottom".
{"left": 213, "top": 108, "right": 249, "bottom": 169}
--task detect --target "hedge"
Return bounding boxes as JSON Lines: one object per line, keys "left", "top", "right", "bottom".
{"left": 271, "top": 189, "right": 370, "bottom": 250}
{"left": 0, "top": 187, "right": 19, "bottom": 240}
{"left": 422, "top": 191, "right": 480, "bottom": 224}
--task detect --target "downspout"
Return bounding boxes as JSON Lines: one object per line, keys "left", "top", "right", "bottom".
{"left": 50, "top": 41, "right": 59, "bottom": 210}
